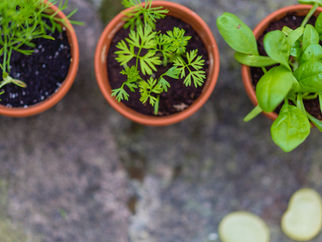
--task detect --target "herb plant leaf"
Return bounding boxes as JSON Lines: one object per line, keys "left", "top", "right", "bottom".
{"left": 300, "top": 44, "right": 322, "bottom": 62}
{"left": 163, "top": 27, "right": 192, "bottom": 56}
{"left": 287, "top": 27, "right": 304, "bottom": 46}
{"left": 115, "top": 40, "right": 136, "bottom": 65}
{"left": 112, "top": 88, "right": 130, "bottom": 101}
{"left": 264, "top": 30, "right": 291, "bottom": 69}
{"left": 302, "top": 24, "right": 320, "bottom": 51}
{"left": 294, "top": 61, "right": 322, "bottom": 92}
{"left": 315, "top": 13, "right": 322, "bottom": 36}
{"left": 216, "top": 13, "right": 259, "bottom": 55}
{"left": 234, "top": 53, "right": 278, "bottom": 67}
{"left": 271, "top": 103, "right": 311, "bottom": 152}
{"left": 122, "top": 0, "right": 168, "bottom": 30}
{"left": 173, "top": 50, "right": 206, "bottom": 87}
{"left": 256, "top": 66, "right": 297, "bottom": 112}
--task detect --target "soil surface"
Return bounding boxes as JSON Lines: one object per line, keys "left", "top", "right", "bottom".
{"left": 250, "top": 14, "right": 321, "bottom": 120}
{"left": 107, "top": 16, "right": 209, "bottom": 116}
{"left": 0, "top": 28, "right": 71, "bottom": 107}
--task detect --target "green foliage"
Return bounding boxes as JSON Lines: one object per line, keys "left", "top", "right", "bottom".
{"left": 0, "top": 0, "right": 80, "bottom": 93}
{"left": 256, "top": 66, "right": 297, "bottom": 112}
{"left": 173, "top": 50, "right": 206, "bottom": 88}
{"left": 216, "top": 12, "right": 258, "bottom": 55}
{"left": 271, "top": 103, "right": 310, "bottom": 152}
{"left": 264, "top": 30, "right": 291, "bottom": 70}
{"left": 122, "top": 0, "right": 169, "bottom": 30}
{"left": 216, "top": 2, "right": 322, "bottom": 152}
{"left": 113, "top": 0, "right": 207, "bottom": 114}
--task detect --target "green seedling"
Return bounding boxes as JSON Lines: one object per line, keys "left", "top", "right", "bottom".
{"left": 217, "top": 0, "right": 322, "bottom": 152}
{"left": 281, "top": 188, "right": 322, "bottom": 241}
{"left": 0, "top": 0, "right": 82, "bottom": 97}
{"left": 218, "top": 211, "right": 270, "bottom": 242}
{"left": 112, "top": 0, "right": 207, "bottom": 115}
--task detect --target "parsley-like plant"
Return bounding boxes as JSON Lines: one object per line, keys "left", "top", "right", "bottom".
{"left": 112, "top": 0, "right": 207, "bottom": 115}
{"left": 217, "top": 0, "right": 322, "bottom": 152}
{"left": 0, "top": 0, "right": 81, "bottom": 98}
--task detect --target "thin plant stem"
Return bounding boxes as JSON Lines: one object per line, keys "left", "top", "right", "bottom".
{"left": 301, "top": 3, "right": 318, "bottom": 27}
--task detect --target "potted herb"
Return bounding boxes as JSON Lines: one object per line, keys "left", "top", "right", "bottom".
{"left": 95, "top": 0, "right": 220, "bottom": 126}
{"left": 217, "top": 0, "right": 322, "bottom": 152}
{"left": 0, "top": 0, "right": 80, "bottom": 117}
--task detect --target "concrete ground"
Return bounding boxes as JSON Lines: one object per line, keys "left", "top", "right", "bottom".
{"left": 0, "top": 0, "right": 321, "bottom": 241}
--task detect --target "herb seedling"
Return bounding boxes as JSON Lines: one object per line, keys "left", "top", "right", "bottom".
{"left": 112, "top": 0, "right": 207, "bottom": 115}
{"left": 217, "top": 0, "right": 322, "bottom": 152}
{"left": 0, "top": 0, "right": 82, "bottom": 97}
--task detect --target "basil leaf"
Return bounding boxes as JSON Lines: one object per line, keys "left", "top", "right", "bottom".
{"left": 264, "top": 30, "right": 291, "bottom": 69}
{"left": 282, "top": 26, "right": 293, "bottom": 35}
{"left": 300, "top": 44, "right": 322, "bottom": 63}
{"left": 234, "top": 53, "right": 278, "bottom": 67}
{"left": 315, "top": 13, "right": 322, "bottom": 35}
{"left": 217, "top": 13, "right": 259, "bottom": 55}
{"left": 256, "top": 66, "right": 296, "bottom": 112}
{"left": 271, "top": 103, "right": 311, "bottom": 152}
{"left": 302, "top": 24, "right": 319, "bottom": 51}
{"left": 290, "top": 40, "right": 301, "bottom": 58}
{"left": 294, "top": 61, "right": 322, "bottom": 92}
{"left": 287, "top": 27, "right": 304, "bottom": 46}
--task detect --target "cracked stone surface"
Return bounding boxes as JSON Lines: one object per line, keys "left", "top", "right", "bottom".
{"left": 0, "top": 0, "right": 321, "bottom": 242}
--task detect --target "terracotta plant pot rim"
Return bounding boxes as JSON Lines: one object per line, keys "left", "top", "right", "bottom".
{"left": 0, "top": 0, "right": 79, "bottom": 117}
{"left": 95, "top": 1, "right": 220, "bottom": 126}
{"left": 241, "top": 4, "right": 322, "bottom": 121}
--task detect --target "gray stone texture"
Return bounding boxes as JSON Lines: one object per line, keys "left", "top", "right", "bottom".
{"left": 0, "top": 0, "right": 321, "bottom": 241}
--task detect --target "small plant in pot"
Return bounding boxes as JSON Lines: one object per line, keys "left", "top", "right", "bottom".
{"left": 0, "top": 0, "right": 81, "bottom": 117}
{"left": 217, "top": 0, "right": 322, "bottom": 152}
{"left": 95, "top": 0, "right": 220, "bottom": 126}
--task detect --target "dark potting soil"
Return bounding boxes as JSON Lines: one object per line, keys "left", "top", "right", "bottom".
{"left": 107, "top": 16, "right": 209, "bottom": 116}
{"left": 0, "top": 28, "right": 71, "bottom": 107}
{"left": 250, "top": 14, "right": 322, "bottom": 120}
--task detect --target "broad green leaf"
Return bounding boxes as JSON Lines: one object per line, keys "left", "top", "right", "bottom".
{"left": 264, "top": 30, "right": 291, "bottom": 69}
{"left": 300, "top": 44, "right": 322, "bottom": 63}
{"left": 217, "top": 13, "right": 258, "bottom": 55}
{"left": 256, "top": 66, "right": 296, "bottom": 112}
{"left": 294, "top": 61, "right": 322, "bottom": 92}
{"left": 302, "top": 24, "right": 319, "bottom": 51}
{"left": 234, "top": 53, "right": 278, "bottom": 67}
{"left": 282, "top": 26, "right": 293, "bottom": 35}
{"left": 287, "top": 27, "right": 304, "bottom": 46}
{"left": 290, "top": 40, "right": 301, "bottom": 58}
{"left": 271, "top": 104, "right": 311, "bottom": 152}
{"left": 315, "top": 13, "right": 322, "bottom": 35}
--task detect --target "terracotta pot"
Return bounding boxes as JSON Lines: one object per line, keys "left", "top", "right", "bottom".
{"left": 0, "top": 0, "right": 79, "bottom": 117}
{"left": 241, "top": 4, "right": 322, "bottom": 121}
{"left": 95, "top": 1, "right": 220, "bottom": 126}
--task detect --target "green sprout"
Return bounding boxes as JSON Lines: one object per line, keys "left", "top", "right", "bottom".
{"left": 112, "top": 0, "right": 207, "bottom": 114}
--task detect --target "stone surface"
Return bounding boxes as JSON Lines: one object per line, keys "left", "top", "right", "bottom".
{"left": 0, "top": 0, "right": 321, "bottom": 242}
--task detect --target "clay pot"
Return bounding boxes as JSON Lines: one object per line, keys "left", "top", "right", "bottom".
{"left": 241, "top": 4, "right": 322, "bottom": 120}
{"left": 0, "top": 0, "right": 79, "bottom": 117}
{"left": 95, "top": 1, "right": 220, "bottom": 126}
